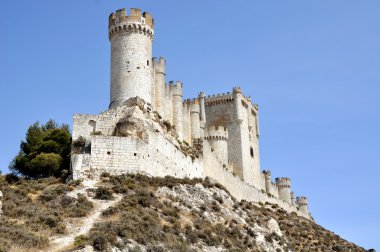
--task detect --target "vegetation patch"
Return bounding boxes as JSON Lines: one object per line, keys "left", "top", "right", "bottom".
{"left": 0, "top": 175, "right": 93, "bottom": 251}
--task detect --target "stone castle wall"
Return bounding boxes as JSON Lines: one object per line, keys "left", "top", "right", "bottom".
{"left": 202, "top": 141, "right": 310, "bottom": 219}
{"left": 71, "top": 7, "right": 311, "bottom": 220}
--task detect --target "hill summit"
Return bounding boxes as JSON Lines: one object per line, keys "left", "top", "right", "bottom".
{"left": 0, "top": 174, "right": 369, "bottom": 251}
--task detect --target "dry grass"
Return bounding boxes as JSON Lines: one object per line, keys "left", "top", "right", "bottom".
{"left": 0, "top": 175, "right": 92, "bottom": 251}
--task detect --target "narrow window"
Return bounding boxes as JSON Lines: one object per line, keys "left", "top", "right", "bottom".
{"left": 147, "top": 60, "right": 149, "bottom": 66}
{"left": 250, "top": 147, "right": 254, "bottom": 158}
{"left": 134, "top": 153, "right": 137, "bottom": 156}
{"left": 107, "top": 151, "right": 111, "bottom": 155}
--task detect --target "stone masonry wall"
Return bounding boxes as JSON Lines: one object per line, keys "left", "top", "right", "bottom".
{"left": 203, "top": 141, "right": 310, "bottom": 219}
{"left": 72, "top": 123, "right": 203, "bottom": 180}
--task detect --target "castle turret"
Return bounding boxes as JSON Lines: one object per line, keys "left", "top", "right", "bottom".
{"left": 109, "top": 8, "right": 154, "bottom": 109}
{"left": 153, "top": 57, "right": 166, "bottom": 116}
{"left": 296, "top": 196, "right": 309, "bottom": 216}
{"left": 199, "top": 92, "right": 206, "bottom": 138}
{"left": 171, "top": 81, "right": 183, "bottom": 139}
{"left": 263, "top": 170, "right": 273, "bottom": 194}
{"left": 276, "top": 177, "right": 292, "bottom": 204}
{"left": 232, "top": 87, "right": 243, "bottom": 122}
{"left": 189, "top": 99, "right": 201, "bottom": 140}
{"left": 291, "top": 192, "right": 296, "bottom": 206}
{"left": 206, "top": 125, "right": 229, "bottom": 165}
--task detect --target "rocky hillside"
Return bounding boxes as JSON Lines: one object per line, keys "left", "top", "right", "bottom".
{"left": 0, "top": 174, "right": 371, "bottom": 252}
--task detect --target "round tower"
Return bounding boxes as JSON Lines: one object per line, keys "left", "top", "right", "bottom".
{"left": 291, "top": 192, "right": 296, "bottom": 206}
{"left": 263, "top": 170, "right": 274, "bottom": 195}
{"left": 171, "top": 81, "right": 183, "bottom": 139}
{"left": 108, "top": 8, "right": 154, "bottom": 109}
{"left": 296, "top": 196, "right": 309, "bottom": 215}
{"left": 153, "top": 57, "right": 166, "bottom": 115}
{"left": 276, "top": 177, "right": 291, "bottom": 204}
{"left": 189, "top": 99, "right": 201, "bottom": 140}
{"left": 206, "top": 125, "right": 229, "bottom": 165}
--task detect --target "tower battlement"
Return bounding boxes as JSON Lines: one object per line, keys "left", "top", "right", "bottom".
{"left": 153, "top": 57, "right": 166, "bottom": 74}
{"left": 170, "top": 81, "right": 183, "bottom": 96}
{"left": 206, "top": 125, "right": 228, "bottom": 140}
{"left": 276, "top": 177, "right": 291, "bottom": 188}
{"left": 296, "top": 196, "right": 309, "bottom": 205}
{"left": 108, "top": 8, "right": 154, "bottom": 40}
{"left": 109, "top": 8, "right": 154, "bottom": 29}
{"left": 263, "top": 170, "right": 272, "bottom": 177}
{"left": 184, "top": 98, "right": 200, "bottom": 107}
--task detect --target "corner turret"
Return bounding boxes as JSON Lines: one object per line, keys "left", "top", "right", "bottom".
{"left": 153, "top": 57, "right": 166, "bottom": 116}
{"left": 206, "top": 125, "right": 229, "bottom": 165}
{"left": 296, "top": 196, "right": 310, "bottom": 216}
{"left": 171, "top": 81, "right": 184, "bottom": 139}
{"left": 276, "top": 177, "right": 292, "bottom": 204}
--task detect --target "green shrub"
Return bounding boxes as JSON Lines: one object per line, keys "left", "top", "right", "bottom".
{"left": 39, "top": 184, "right": 71, "bottom": 202}
{"left": 66, "top": 194, "right": 93, "bottom": 217}
{"left": 31, "top": 153, "right": 62, "bottom": 177}
{"left": 10, "top": 119, "right": 71, "bottom": 179}
{"left": 94, "top": 187, "right": 114, "bottom": 200}
{"left": 92, "top": 233, "right": 109, "bottom": 251}
{"left": 74, "top": 235, "right": 89, "bottom": 248}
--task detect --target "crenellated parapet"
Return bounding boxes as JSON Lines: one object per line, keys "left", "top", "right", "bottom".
{"left": 276, "top": 177, "right": 291, "bottom": 189}
{"left": 153, "top": 57, "right": 166, "bottom": 74}
{"left": 276, "top": 177, "right": 292, "bottom": 204}
{"left": 205, "top": 125, "right": 229, "bottom": 165}
{"left": 296, "top": 196, "right": 308, "bottom": 206}
{"left": 205, "top": 92, "right": 234, "bottom": 106}
{"left": 296, "top": 196, "right": 310, "bottom": 216}
{"left": 205, "top": 125, "right": 228, "bottom": 141}
{"left": 170, "top": 81, "right": 183, "bottom": 96}
{"left": 109, "top": 8, "right": 154, "bottom": 40}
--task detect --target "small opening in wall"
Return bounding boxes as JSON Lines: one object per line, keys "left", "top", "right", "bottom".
{"left": 134, "top": 153, "right": 137, "bottom": 156}
{"left": 137, "top": 66, "right": 140, "bottom": 69}
{"left": 147, "top": 60, "right": 149, "bottom": 66}
{"left": 250, "top": 147, "right": 254, "bottom": 158}
{"left": 107, "top": 151, "right": 111, "bottom": 155}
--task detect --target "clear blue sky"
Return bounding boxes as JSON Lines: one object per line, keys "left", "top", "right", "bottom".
{"left": 0, "top": 0, "right": 379, "bottom": 249}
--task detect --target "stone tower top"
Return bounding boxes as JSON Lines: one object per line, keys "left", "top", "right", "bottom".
{"left": 108, "top": 8, "right": 154, "bottom": 40}
{"left": 296, "top": 196, "right": 308, "bottom": 205}
{"left": 206, "top": 125, "right": 229, "bottom": 140}
{"left": 276, "top": 177, "right": 291, "bottom": 188}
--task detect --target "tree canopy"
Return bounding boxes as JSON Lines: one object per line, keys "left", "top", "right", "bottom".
{"left": 10, "top": 119, "right": 71, "bottom": 178}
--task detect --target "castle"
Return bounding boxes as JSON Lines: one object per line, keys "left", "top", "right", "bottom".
{"left": 71, "top": 8, "right": 311, "bottom": 219}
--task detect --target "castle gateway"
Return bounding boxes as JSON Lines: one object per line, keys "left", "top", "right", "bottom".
{"left": 71, "top": 8, "right": 311, "bottom": 219}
